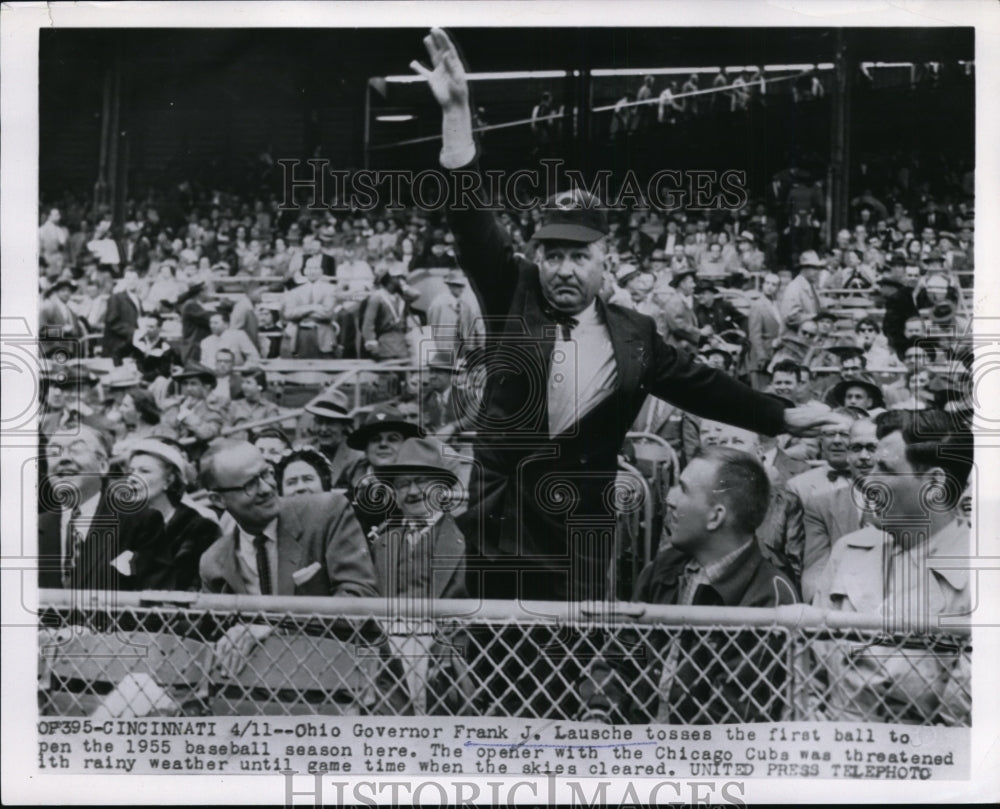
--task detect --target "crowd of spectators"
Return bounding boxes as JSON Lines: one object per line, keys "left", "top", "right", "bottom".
{"left": 37, "top": 116, "right": 974, "bottom": 725}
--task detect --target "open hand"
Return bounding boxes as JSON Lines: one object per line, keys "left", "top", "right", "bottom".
{"left": 410, "top": 27, "right": 468, "bottom": 111}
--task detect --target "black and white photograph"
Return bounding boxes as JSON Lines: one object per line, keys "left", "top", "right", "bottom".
{"left": 2, "top": 1, "right": 998, "bottom": 805}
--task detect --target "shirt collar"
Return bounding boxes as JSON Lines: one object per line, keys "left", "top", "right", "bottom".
{"left": 573, "top": 300, "right": 601, "bottom": 329}
{"left": 699, "top": 538, "right": 754, "bottom": 585}
{"left": 66, "top": 491, "right": 101, "bottom": 518}
{"left": 238, "top": 517, "right": 278, "bottom": 547}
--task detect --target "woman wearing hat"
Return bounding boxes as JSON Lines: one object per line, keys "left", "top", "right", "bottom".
{"left": 337, "top": 404, "right": 422, "bottom": 533}
{"left": 127, "top": 438, "right": 220, "bottom": 590}
{"left": 274, "top": 447, "right": 335, "bottom": 497}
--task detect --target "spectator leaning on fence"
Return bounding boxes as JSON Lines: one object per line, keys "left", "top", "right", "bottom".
{"left": 811, "top": 410, "right": 973, "bottom": 724}
{"left": 579, "top": 447, "right": 798, "bottom": 725}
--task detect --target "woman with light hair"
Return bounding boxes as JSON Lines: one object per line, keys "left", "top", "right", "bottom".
{"left": 127, "top": 438, "right": 220, "bottom": 590}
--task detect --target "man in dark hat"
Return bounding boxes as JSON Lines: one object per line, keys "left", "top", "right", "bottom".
{"left": 300, "top": 391, "right": 362, "bottom": 484}
{"left": 338, "top": 403, "right": 423, "bottom": 532}
{"left": 828, "top": 377, "right": 886, "bottom": 413}
{"left": 414, "top": 28, "right": 835, "bottom": 602}
{"left": 39, "top": 279, "right": 85, "bottom": 360}
{"left": 693, "top": 279, "right": 747, "bottom": 337}
{"left": 162, "top": 363, "right": 225, "bottom": 443}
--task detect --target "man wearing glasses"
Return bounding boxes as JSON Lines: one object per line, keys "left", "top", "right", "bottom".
{"left": 801, "top": 416, "right": 878, "bottom": 601}
{"left": 197, "top": 440, "right": 378, "bottom": 598}
{"left": 786, "top": 409, "right": 861, "bottom": 508}
{"left": 39, "top": 425, "right": 170, "bottom": 594}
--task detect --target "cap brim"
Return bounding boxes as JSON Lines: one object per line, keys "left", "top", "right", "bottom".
{"left": 532, "top": 224, "right": 606, "bottom": 243}
{"left": 375, "top": 465, "right": 458, "bottom": 486}
{"left": 346, "top": 421, "right": 421, "bottom": 450}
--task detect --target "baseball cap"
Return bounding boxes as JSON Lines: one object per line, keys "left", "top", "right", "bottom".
{"left": 532, "top": 189, "right": 609, "bottom": 244}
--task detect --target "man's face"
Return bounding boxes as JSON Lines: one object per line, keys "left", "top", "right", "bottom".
{"left": 426, "top": 368, "right": 450, "bottom": 393}
{"left": 817, "top": 318, "right": 834, "bottom": 336}
{"left": 49, "top": 208, "right": 61, "bottom": 224}
{"left": 447, "top": 283, "right": 464, "bottom": 299}
{"left": 845, "top": 251, "right": 860, "bottom": 268}
{"left": 695, "top": 290, "right": 715, "bottom": 307}
{"left": 241, "top": 375, "right": 262, "bottom": 402}
{"left": 846, "top": 420, "right": 877, "bottom": 481}
{"left": 303, "top": 262, "right": 322, "bottom": 282}
{"left": 761, "top": 274, "right": 779, "bottom": 297}
{"left": 820, "top": 417, "right": 853, "bottom": 468}
{"left": 254, "top": 437, "right": 288, "bottom": 466}
{"left": 856, "top": 322, "right": 877, "bottom": 347}
{"left": 122, "top": 271, "right": 139, "bottom": 293}
{"left": 45, "top": 429, "right": 108, "bottom": 498}
{"left": 393, "top": 475, "right": 437, "bottom": 520}
{"left": 840, "top": 357, "right": 864, "bottom": 380}
{"left": 213, "top": 445, "right": 280, "bottom": 529}
{"left": 56, "top": 286, "right": 73, "bottom": 303}
{"left": 209, "top": 314, "right": 226, "bottom": 336}
{"left": 904, "top": 346, "right": 930, "bottom": 367}
{"left": 866, "top": 430, "right": 933, "bottom": 528}
{"left": 716, "top": 425, "right": 762, "bottom": 460}
{"left": 677, "top": 275, "right": 696, "bottom": 296}
{"left": 538, "top": 240, "right": 605, "bottom": 314}
{"left": 904, "top": 318, "right": 926, "bottom": 340}
{"left": 904, "top": 265, "right": 922, "bottom": 287}
{"left": 366, "top": 430, "right": 405, "bottom": 468}
{"left": 257, "top": 307, "right": 275, "bottom": 329}
{"left": 843, "top": 385, "right": 874, "bottom": 410}
{"left": 665, "top": 458, "right": 719, "bottom": 552}
{"left": 699, "top": 419, "right": 726, "bottom": 450}
{"left": 770, "top": 372, "right": 797, "bottom": 397}
{"left": 216, "top": 352, "right": 234, "bottom": 377}
{"left": 183, "top": 378, "right": 207, "bottom": 400}
{"left": 309, "top": 416, "right": 348, "bottom": 448}
{"left": 800, "top": 267, "right": 820, "bottom": 286}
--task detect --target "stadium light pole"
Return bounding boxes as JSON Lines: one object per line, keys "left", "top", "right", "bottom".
{"left": 829, "top": 29, "right": 853, "bottom": 247}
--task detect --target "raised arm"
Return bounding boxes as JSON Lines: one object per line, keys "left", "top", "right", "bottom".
{"left": 412, "top": 28, "right": 520, "bottom": 317}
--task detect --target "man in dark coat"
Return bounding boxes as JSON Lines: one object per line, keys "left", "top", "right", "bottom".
{"left": 579, "top": 447, "right": 799, "bottom": 724}
{"left": 102, "top": 269, "right": 143, "bottom": 364}
{"left": 38, "top": 425, "right": 170, "bottom": 593}
{"left": 413, "top": 28, "right": 834, "bottom": 603}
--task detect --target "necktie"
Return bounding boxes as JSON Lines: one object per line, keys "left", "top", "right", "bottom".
{"left": 254, "top": 534, "right": 272, "bottom": 595}
{"left": 62, "top": 506, "right": 83, "bottom": 588}
{"left": 542, "top": 304, "right": 579, "bottom": 341}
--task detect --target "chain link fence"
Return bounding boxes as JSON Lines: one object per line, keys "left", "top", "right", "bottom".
{"left": 37, "top": 590, "right": 970, "bottom": 726}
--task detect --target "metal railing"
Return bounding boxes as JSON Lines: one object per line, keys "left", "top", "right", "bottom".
{"left": 38, "top": 590, "right": 970, "bottom": 725}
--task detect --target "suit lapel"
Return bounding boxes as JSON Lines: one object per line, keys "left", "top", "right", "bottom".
{"left": 275, "top": 507, "right": 304, "bottom": 595}
{"left": 601, "top": 300, "right": 641, "bottom": 399}
{"left": 218, "top": 529, "right": 247, "bottom": 594}
{"left": 430, "top": 516, "right": 464, "bottom": 598}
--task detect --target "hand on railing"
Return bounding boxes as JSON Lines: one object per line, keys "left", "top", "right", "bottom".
{"left": 214, "top": 624, "right": 273, "bottom": 677}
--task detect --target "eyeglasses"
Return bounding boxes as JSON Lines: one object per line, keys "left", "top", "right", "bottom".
{"left": 214, "top": 466, "right": 276, "bottom": 497}
{"left": 849, "top": 443, "right": 879, "bottom": 454}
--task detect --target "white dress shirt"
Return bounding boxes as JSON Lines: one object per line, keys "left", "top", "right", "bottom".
{"left": 547, "top": 301, "right": 618, "bottom": 438}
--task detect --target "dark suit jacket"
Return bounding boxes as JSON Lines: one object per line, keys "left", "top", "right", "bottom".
{"left": 802, "top": 483, "right": 867, "bottom": 602}
{"left": 102, "top": 292, "right": 141, "bottom": 360}
{"left": 369, "top": 513, "right": 467, "bottom": 600}
{"left": 447, "top": 167, "right": 788, "bottom": 601}
{"left": 163, "top": 503, "right": 221, "bottom": 592}
{"left": 580, "top": 541, "right": 799, "bottom": 724}
{"left": 199, "top": 492, "right": 378, "bottom": 597}
{"left": 38, "top": 489, "right": 170, "bottom": 592}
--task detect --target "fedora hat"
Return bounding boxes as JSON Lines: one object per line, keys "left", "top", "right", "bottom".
{"left": 375, "top": 437, "right": 459, "bottom": 487}
{"left": 346, "top": 404, "right": 422, "bottom": 450}
{"left": 444, "top": 269, "right": 468, "bottom": 287}
{"left": 532, "top": 189, "right": 609, "bottom": 244}
{"left": 45, "top": 278, "right": 77, "bottom": 297}
{"left": 796, "top": 250, "right": 826, "bottom": 269}
{"left": 304, "top": 391, "right": 354, "bottom": 422}
{"left": 171, "top": 362, "right": 216, "bottom": 387}
{"left": 614, "top": 263, "right": 642, "bottom": 285}
{"left": 829, "top": 377, "right": 885, "bottom": 410}
{"left": 670, "top": 267, "right": 697, "bottom": 287}
{"left": 105, "top": 364, "right": 144, "bottom": 390}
